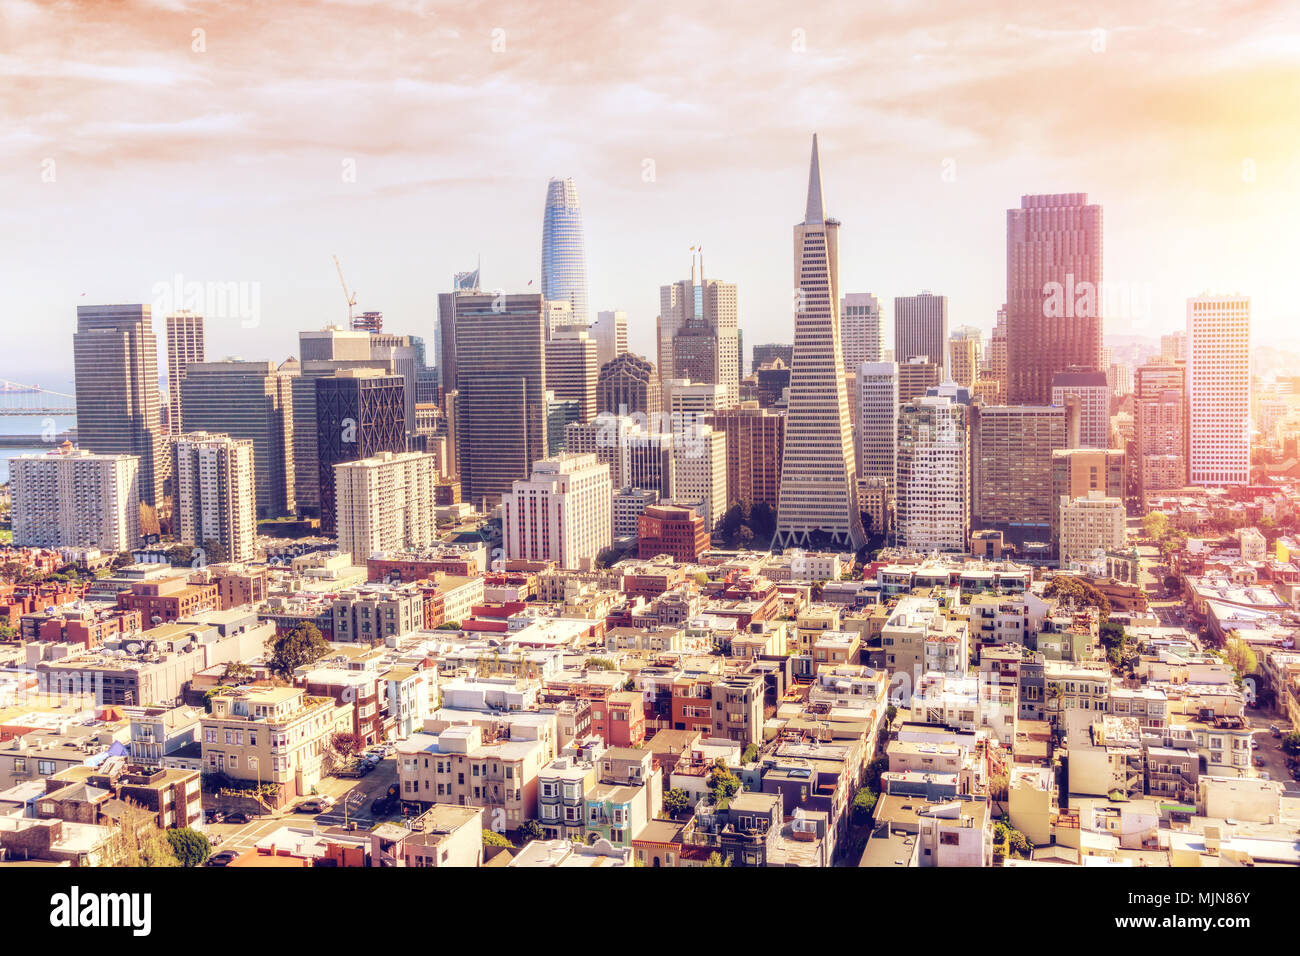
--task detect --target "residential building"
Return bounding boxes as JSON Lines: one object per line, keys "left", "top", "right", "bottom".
{"left": 171, "top": 432, "right": 257, "bottom": 563}
{"left": 334, "top": 451, "right": 439, "bottom": 562}
{"left": 9, "top": 447, "right": 141, "bottom": 552}
{"left": 1187, "top": 295, "right": 1251, "bottom": 486}
{"left": 895, "top": 396, "right": 969, "bottom": 552}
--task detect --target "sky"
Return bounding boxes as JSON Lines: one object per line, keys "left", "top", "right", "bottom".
{"left": 3, "top": 0, "right": 1299, "bottom": 393}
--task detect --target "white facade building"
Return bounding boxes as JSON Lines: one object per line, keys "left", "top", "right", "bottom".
{"left": 590, "top": 310, "right": 629, "bottom": 369}
{"left": 1187, "top": 295, "right": 1251, "bottom": 486}
{"left": 501, "top": 453, "right": 612, "bottom": 569}
{"left": 671, "top": 425, "right": 726, "bottom": 530}
{"left": 855, "top": 361, "right": 898, "bottom": 482}
{"left": 9, "top": 447, "right": 141, "bottom": 552}
{"left": 1059, "top": 490, "right": 1126, "bottom": 568}
{"left": 840, "top": 293, "right": 883, "bottom": 374}
{"left": 172, "top": 431, "right": 257, "bottom": 562}
{"left": 334, "top": 451, "right": 439, "bottom": 562}
{"left": 895, "top": 396, "right": 969, "bottom": 552}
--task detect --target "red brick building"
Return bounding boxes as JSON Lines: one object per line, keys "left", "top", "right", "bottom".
{"left": 637, "top": 506, "right": 709, "bottom": 563}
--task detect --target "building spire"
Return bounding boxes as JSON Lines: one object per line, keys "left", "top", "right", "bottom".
{"left": 805, "top": 133, "right": 825, "bottom": 224}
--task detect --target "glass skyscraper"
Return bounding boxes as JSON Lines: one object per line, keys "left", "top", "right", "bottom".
{"left": 541, "top": 177, "right": 589, "bottom": 325}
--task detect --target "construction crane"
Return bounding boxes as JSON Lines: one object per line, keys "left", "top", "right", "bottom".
{"left": 333, "top": 254, "right": 357, "bottom": 325}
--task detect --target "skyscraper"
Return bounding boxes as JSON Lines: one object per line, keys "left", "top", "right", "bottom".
{"left": 541, "top": 177, "right": 589, "bottom": 326}
{"left": 73, "top": 304, "right": 166, "bottom": 506}
{"left": 1006, "top": 193, "right": 1103, "bottom": 405}
{"left": 841, "top": 293, "right": 884, "bottom": 377}
{"left": 165, "top": 311, "right": 205, "bottom": 435}
{"left": 705, "top": 403, "right": 785, "bottom": 511}
{"left": 657, "top": 254, "right": 740, "bottom": 407}
{"left": 774, "top": 135, "right": 864, "bottom": 550}
{"left": 172, "top": 431, "right": 257, "bottom": 563}
{"left": 1050, "top": 367, "right": 1110, "bottom": 449}
{"left": 597, "top": 353, "right": 661, "bottom": 419}
{"left": 180, "top": 360, "right": 296, "bottom": 518}
{"left": 973, "top": 404, "right": 1070, "bottom": 545}
{"left": 1187, "top": 295, "right": 1251, "bottom": 486}
{"left": 316, "top": 370, "right": 407, "bottom": 533}
{"left": 855, "top": 361, "right": 898, "bottom": 483}
{"left": 947, "top": 326, "right": 981, "bottom": 389}
{"left": 590, "top": 310, "right": 629, "bottom": 368}
{"left": 452, "top": 293, "right": 549, "bottom": 507}
{"left": 546, "top": 328, "right": 599, "bottom": 424}
{"left": 436, "top": 267, "right": 481, "bottom": 391}
{"left": 502, "top": 453, "right": 612, "bottom": 569}
{"left": 893, "top": 292, "right": 949, "bottom": 374}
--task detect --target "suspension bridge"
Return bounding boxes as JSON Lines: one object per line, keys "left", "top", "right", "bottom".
{"left": 0, "top": 380, "right": 77, "bottom": 416}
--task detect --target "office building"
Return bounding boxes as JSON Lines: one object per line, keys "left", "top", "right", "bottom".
{"left": 73, "top": 304, "right": 166, "bottom": 506}
{"left": 335, "top": 450, "right": 439, "bottom": 562}
{"left": 590, "top": 310, "right": 629, "bottom": 368}
{"left": 597, "top": 353, "right": 661, "bottom": 419}
{"left": 316, "top": 370, "right": 407, "bottom": 533}
{"left": 898, "top": 356, "right": 942, "bottom": 402}
{"left": 1059, "top": 490, "right": 1126, "bottom": 568}
{"left": 855, "top": 362, "right": 898, "bottom": 483}
{"left": 9, "top": 447, "right": 140, "bottom": 552}
{"left": 501, "top": 453, "right": 612, "bottom": 569}
{"left": 1134, "top": 364, "right": 1187, "bottom": 500}
{"left": 180, "top": 360, "right": 296, "bottom": 518}
{"left": 1051, "top": 367, "right": 1110, "bottom": 449}
{"left": 774, "top": 135, "right": 864, "bottom": 550}
{"left": 841, "top": 293, "right": 884, "bottom": 374}
{"left": 165, "top": 311, "right": 205, "bottom": 435}
{"left": 672, "top": 424, "right": 727, "bottom": 530}
{"left": 752, "top": 343, "right": 794, "bottom": 375}
{"left": 1050, "top": 448, "right": 1126, "bottom": 550}
{"left": 435, "top": 267, "right": 481, "bottom": 391}
{"left": 542, "top": 177, "right": 590, "bottom": 325}
{"left": 894, "top": 292, "right": 949, "bottom": 374}
{"left": 546, "top": 328, "right": 599, "bottom": 424}
{"left": 613, "top": 487, "right": 660, "bottom": 539}
{"left": 948, "top": 326, "right": 981, "bottom": 389}
{"left": 1187, "top": 295, "right": 1251, "bottom": 486}
{"left": 657, "top": 253, "right": 740, "bottom": 407}
{"left": 453, "top": 293, "right": 549, "bottom": 506}
{"left": 1006, "top": 193, "right": 1104, "bottom": 404}
{"left": 171, "top": 432, "right": 257, "bottom": 563}
{"left": 973, "top": 405, "right": 1070, "bottom": 546}
{"left": 638, "top": 504, "right": 709, "bottom": 563}
{"left": 705, "top": 403, "right": 784, "bottom": 510}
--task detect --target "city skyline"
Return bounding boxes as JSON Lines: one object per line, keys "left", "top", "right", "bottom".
{"left": 5, "top": 0, "right": 1300, "bottom": 387}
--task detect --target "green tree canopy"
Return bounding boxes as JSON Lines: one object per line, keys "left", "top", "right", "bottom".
{"left": 166, "top": 827, "right": 212, "bottom": 867}
{"left": 267, "top": 622, "right": 331, "bottom": 679}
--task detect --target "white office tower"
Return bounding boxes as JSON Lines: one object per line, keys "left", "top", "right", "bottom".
{"left": 591, "top": 310, "right": 629, "bottom": 368}
{"left": 502, "top": 453, "right": 612, "bottom": 569}
{"left": 855, "top": 362, "right": 899, "bottom": 482}
{"left": 9, "top": 446, "right": 140, "bottom": 551}
{"left": 662, "top": 379, "right": 728, "bottom": 433}
{"left": 1051, "top": 368, "right": 1109, "bottom": 449}
{"left": 841, "top": 293, "right": 883, "bottom": 374}
{"left": 566, "top": 413, "right": 636, "bottom": 489}
{"left": 172, "top": 432, "right": 257, "bottom": 563}
{"left": 774, "top": 135, "right": 865, "bottom": 550}
{"left": 672, "top": 424, "right": 727, "bottom": 530}
{"left": 334, "top": 451, "right": 439, "bottom": 562}
{"left": 1187, "top": 295, "right": 1251, "bottom": 486}
{"left": 896, "top": 396, "right": 969, "bottom": 552}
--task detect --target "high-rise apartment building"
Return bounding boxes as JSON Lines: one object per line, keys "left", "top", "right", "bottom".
{"left": 501, "top": 453, "right": 612, "bottom": 569}
{"left": 541, "top": 177, "right": 589, "bottom": 325}
{"left": 172, "top": 432, "right": 257, "bottom": 563}
{"left": 452, "top": 293, "right": 549, "bottom": 507}
{"left": 894, "top": 292, "right": 949, "bottom": 374}
{"left": 334, "top": 450, "right": 439, "bottom": 562}
{"left": 841, "top": 293, "right": 884, "bottom": 375}
{"left": 1134, "top": 363, "right": 1187, "bottom": 500}
{"left": 590, "top": 310, "right": 629, "bottom": 368}
{"left": 73, "top": 304, "right": 166, "bottom": 506}
{"left": 1051, "top": 367, "right": 1110, "bottom": 449}
{"left": 1006, "top": 194, "right": 1103, "bottom": 405}
{"left": 657, "top": 254, "right": 740, "bottom": 407}
{"left": 180, "top": 360, "right": 296, "bottom": 518}
{"left": 1050, "top": 448, "right": 1126, "bottom": 551}
{"left": 705, "top": 403, "right": 784, "bottom": 511}
{"left": 1187, "top": 295, "right": 1251, "bottom": 486}
{"left": 165, "top": 311, "right": 205, "bottom": 435}
{"left": 774, "top": 135, "right": 864, "bottom": 550}
{"left": 973, "top": 404, "right": 1070, "bottom": 545}
{"left": 1059, "top": 490, "right": 1126, "bottom": 568}
{"left": 316, "top": 370, "right": 407, "bottom": 533}
{"left": 895, "top": 396, "right": 969, "bottom": 552}
{"left": 9, "top": 446, "right": 141, "bottom": 551}
{"left": 546, "top": 328, "right": 599, "bottom": 424}
{"left": 597, "top": 353, "right": 661, "bottom": 419}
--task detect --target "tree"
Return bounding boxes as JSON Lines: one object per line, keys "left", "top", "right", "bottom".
{"left": 1281, "top": 732, "right": 1300, "bottom": 759}
{"left": 266, "top": 622, "right": 330, "bottom": 679}
{"left": 331, "top": 732, "right": 365, "bottom": 760}
{"left": 166, "top": 827, "right": 212, "bottom": 867}
{"left": 863, "top": 754, "right": 889, "bottom": 793}
{"left": 109, "top": 804, "right": 180, "bottom": 867}
{"left": 517, "top": 819, "right": 544, "bottom": 842}
{"left": 586, "top": 657, "right": 617, "bottom": 671}
{"left": 1006, "top": 827, "right": 1033, "bottom": 859}
{"left": 1141, "top": 511, "right": 1171, "bottom": 541}
{"left": 662, "top": 787, "right": 691, "bottom": 818}
{"left": 741, "top": 743, "right": 760, "bottom": 764}
{"left": 851, "top": 787, "right": 877, "bottom": 824}
{"left": 884, "top": 704, "right": 898, "bottom": 733}
{"left": 483, "top": 829, "right": 514, "bottom": 848}
{"left": 706, "top": 759, "right": 741, "bottom": 809}
{"left": 1224, "top": 635, "right": 1257, "bottom": 678}
{"left": 221, "top": 661, "right": 254, "bottom": 685}
{"left": 704, "top": 851, "right": 732, "bottom": 867}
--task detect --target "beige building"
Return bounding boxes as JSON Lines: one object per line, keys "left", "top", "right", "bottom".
{"left": 201, "top": 686, "right": 351, "bottom": 805}
{"left": 502, "top": 453, "right": 612, "bottom": 570}
{"left": 1059, "top": 490, "right": 1126, "bottom": 568}
{"left": 165, "top": 311, "right": 205, "bottom": 435}
{"left": 9, "top": 447, "right": 141, "bottom": 552}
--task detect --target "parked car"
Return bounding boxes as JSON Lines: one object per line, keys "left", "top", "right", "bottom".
{"left": 1271, "top": 725, "right": 1282, "bottom": 737}
{"left": 370, "top": 796, "right": 395, "bottom": 817}
{"left": 225, "top": 810, "right": 253, "bottom": 824}
{"left": 1260, "top": 771, "right": 1271, "bottom": 781}
{"left": 297, "top": 796, "right": 336, "bottom": 814}
{"left": 206, "top": 850, "right": 239, "bottom": 867}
